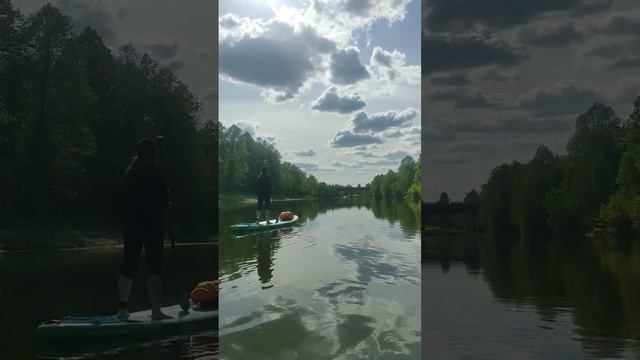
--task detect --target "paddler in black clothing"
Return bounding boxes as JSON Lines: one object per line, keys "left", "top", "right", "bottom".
{"left": 256, "top": 166, "right": 275, "bottom": 224}
{"left": 117, "top": 138, "right": 171, "bottom": 321}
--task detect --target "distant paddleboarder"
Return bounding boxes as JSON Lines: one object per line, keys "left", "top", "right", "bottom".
{"left": 117, "top": 138, "right": 171, "bottom": 321}
{"left": 256, "top": 166, "right": 274, "bottom": 224}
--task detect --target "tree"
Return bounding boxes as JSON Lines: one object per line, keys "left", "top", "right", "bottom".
{"left": 547, "top": 103, "right": 622, "bottom": 234}
{"left": 463, "top": 189, "right": 480, "bottom": 206}
{"left": 438, "top": 192, "right": 450, "bottom": 205}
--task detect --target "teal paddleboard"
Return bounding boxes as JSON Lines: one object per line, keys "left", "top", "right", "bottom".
{"left": 36, "top": 304, "right": 217, "bottom": 343}
{"left": 230, "top": 215, "right": 299, "bottom": 233}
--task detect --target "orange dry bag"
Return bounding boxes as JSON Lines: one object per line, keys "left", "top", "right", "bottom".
{"left": 278, "top": 211, "right": 293, "bottom": 221}
{"left": 190, "top": 280, "right": 219, "bottom": 307}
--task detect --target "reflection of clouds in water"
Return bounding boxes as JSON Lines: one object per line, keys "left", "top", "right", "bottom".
{"left": 334, "top": 242, "right": 420, "bottom": 285}
{"left": 316, "top": 279, "right": 368, "bottom": 306}
{"left": 219, "top": 296, "right": 419, "bottom": 359}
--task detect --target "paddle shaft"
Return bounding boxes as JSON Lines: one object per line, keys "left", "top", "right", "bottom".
{"left": 155, "top": 136, "right": 188, "bottom": 311}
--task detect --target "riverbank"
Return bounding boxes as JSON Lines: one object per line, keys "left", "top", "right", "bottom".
{"left": 219, "top": 193, "right": 366, "bottom": 206}
{"left": 0, "top": 227, "right": 216, "bottom": 252}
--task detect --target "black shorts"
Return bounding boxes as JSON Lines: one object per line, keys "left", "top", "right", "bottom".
{"left": 257, "top": 194, "right": 271, "bottom": 210}
{"left": 121, "top": 226, "right": 164, "bottom": 277}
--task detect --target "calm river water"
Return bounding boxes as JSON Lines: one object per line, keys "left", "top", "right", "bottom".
{"left": 219, "top": 197, "right": 421, "bottom": 360}
{"left": 423, "top": 234, "right": 640, "bottom": 359}
{"left": 0, "top": 242, "right": 217, "bottom": 360}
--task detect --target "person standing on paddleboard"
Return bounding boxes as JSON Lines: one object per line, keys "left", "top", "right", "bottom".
{"left": 256, "top": 166, "right": 274, "bottom": 224}
{"left": 117, "top": 138, "right": 171, "bottom": 321}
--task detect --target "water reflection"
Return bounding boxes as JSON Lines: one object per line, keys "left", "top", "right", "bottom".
{"left": 0, "top": 244, "right": 217, "bottom": 360}
{"left": 423, "top": 234, "right": 640, "bottom": 359}
{"left": 219, "top": 198, "right": 421, "bottom": 359}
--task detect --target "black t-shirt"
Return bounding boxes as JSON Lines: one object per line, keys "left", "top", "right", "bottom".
{"left": 124, "top": 160, "right": 168, "bottom": 229}
{"left": 257, "top": 174, "right": 271, "bottom": 197}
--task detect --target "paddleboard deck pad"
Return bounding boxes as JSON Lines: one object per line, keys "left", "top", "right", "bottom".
{"left": 230, "top": 215, "right": 299, "bottom": 233}
{"left": 36, "top": 304, "right": 217, "bottom": 343}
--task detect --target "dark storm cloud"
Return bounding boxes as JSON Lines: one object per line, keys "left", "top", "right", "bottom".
{"left": 583, "top": 42, "right": 626, "bottom": 58}
{"left": 351, "top": 108, "right": 419, "bottom": 133}
{"left": 330, "top": 130, "right": 384, "bottom": 147}
{"left": 518, "top": 80, "right": 606, "bottom": 117}
{"left": 311, "top": 87, "right": 367, "bottom": 114}
{"left": 517, "top": 22, "right": 584, "bottom": 47}
{"left": 608, "top": 56, "right": 640, "bottom": 70}
{"left": 426, "top": 89, "right": 502, "bottom": 109}
{"left": 295, "top": 149, "right": 317, "bottom": 157}
{"left": 330, "top": 47, "right": 370, "bottom": 85}
{"left": 597, "top": 16, "right": 640, "bottom": 36}
{"left": 116, "top": 5, "right": 127, "bottom": 20}
{"left": 455, "top": 92, "right": 501, "bottom": 109}
{"left": 146, "top": 41, "right": 179, "bottom": 60}
{"left": 165, "top": 61, "right": 183, "bottom": 72}
{"left": 479, "top": 69, "right": 512, "bottom": 83}
{"left": 423, "top": 35, "right": 530, "bottom": 75}
{"left": 219, "top": 17, "right": 336, "bottom": 101}
{"left": 426, "top": 88, "right": 466, "bottom": 102}
{"left": 423, "top": 128, "right": 455, "bottom": 142}
{"left": 425, "top": 153, "right": 472, "bottom": 166}
{"left": 203, "top": 87, "right": 217, "bottom": 103}
{"left": 433, "top": 116, "right": 574, "bottom": 135}
{"left": 429, "top": 74, "right": 470, "bottom": 87}
{"left": 57, "top": 0, "right": 117, "bottom": 42}
{"left": 571, "top": 0, "right": 614, "bottom": 16}
{"left": 424, "top": 0, "right": 609, "bottom": 33}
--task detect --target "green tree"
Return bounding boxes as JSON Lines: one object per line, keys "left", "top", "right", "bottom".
{"left": 547, "top": 103, "right": 622, "bottom": 234}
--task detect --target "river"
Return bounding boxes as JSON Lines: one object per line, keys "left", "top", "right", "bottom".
{"left": 423, "top": 234, "right": 640, "bottom": 359}
{"left": 218, "top": 197, "right": 421, "bottom": 359}
{"left": 0, "top": 242, "right": 217, "bottom": 359}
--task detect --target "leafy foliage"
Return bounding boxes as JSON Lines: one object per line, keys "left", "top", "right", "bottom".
{"left": 469, "top": 98, "right": 640, "bottom": 240}
{"left": 369, "top": 155, "right": 421, "bottom": 201}
{"left": 0, "top": 1, "right": 217, "bottom": 233}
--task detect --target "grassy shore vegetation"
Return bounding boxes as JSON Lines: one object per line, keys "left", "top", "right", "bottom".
{"left": 218, "top": 123, "right": 353, "bottom": 198}
{"left": 464, "top": 97, "right": 640, "bottom": 240}
{"left": 369, "top": 155, "right": 421, "bottom": 201}
{"left": 0, "top": 1, "right": 218, "bottom": 247}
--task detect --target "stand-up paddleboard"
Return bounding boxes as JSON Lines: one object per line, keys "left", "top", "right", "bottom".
{"left": 36, "top": 304, "right": 217, "bottom": 343}
{"left": 230, "top": 215, "right": 299, "bottom": 233}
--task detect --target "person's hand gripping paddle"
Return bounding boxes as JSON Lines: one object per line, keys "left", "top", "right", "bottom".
{"left": 156, "top": 136, "right": 191, "bottom": 316}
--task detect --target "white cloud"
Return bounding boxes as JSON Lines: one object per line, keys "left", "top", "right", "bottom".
{"left": 219, "top": 15, "right": 335, "bottom": 102}
{"left": 330, "top": 130, "right": 384, "bottom": 147}
{"left": 295, "top": 149, "right": 317, "bottom": 157}
{"left": 330, "top": 47, "right": 370, "bottom": 85}
{"left": 351, "top": 107, "right": 419, "bottom": 133}
{"left": 311, "top": 86, "right": 367, "bottom": 113}
{"left": 368, "top": 47, "right": 420, "bottom": 85}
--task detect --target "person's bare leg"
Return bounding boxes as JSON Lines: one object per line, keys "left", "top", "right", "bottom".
{"left": 117, "top": 274, "right": 133, "bottom": 319}
{"left": 148, "top": 274, "right": 171, "bottom": 320}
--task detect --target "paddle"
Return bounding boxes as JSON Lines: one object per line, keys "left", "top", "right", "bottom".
{"left": 156, "top": 136, "right": 191, "bottom": 314}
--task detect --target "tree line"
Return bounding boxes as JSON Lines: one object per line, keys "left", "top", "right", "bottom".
{"left": 369, "top": 155, "right": 421, "bottom": 201}
{"left": 218, "top": 123, "right": 346, "bottom": 198}
{"left": 0, "top": 1, "right": 218, "bottom": 232}
{"left": 465, "top": 97, "right": 640, "bottom": 239}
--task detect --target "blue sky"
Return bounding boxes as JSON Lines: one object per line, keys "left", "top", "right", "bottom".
{"left": 219, "top": 0, "right": 421, "bottom": 186}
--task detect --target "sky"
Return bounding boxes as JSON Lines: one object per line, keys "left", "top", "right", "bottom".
{"left": 219, "top": 0, "right": 421, "bottom": 186}
{"left": 422, "top": 0, "right": 640, "bottom": 201}
{"left": 12, "top": 0, "right": 218, "bottom": 121}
